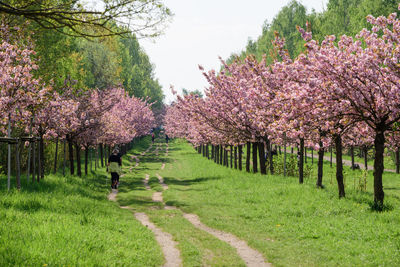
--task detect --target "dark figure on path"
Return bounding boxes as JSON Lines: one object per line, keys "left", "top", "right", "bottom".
{"left": 151, "top": 132, "right": 155, "bottom": 144}
{"left": 107, "top": 147, "right": 122, "bottom": 189}
{"left": 165, "top": 134, "right": 169, "bottom": 144}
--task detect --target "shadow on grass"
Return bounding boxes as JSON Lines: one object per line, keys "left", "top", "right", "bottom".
{"left": 163, "top": 176, "right": 222, "bottom": 186}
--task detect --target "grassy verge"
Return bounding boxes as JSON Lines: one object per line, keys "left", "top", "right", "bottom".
{"left": 0, "top": 146, "right": 163, "bottom": 266}
{"left": 146, "top": 138, "right": 400, "bottom": 266}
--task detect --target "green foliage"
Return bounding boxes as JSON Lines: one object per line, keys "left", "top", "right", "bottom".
{"left": 229, "top": 0, "right": 400, "bottom": 64}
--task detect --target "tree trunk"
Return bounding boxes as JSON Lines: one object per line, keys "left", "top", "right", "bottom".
{"left": 311, "top": 149, "right": 314, "bottom": 164}
{"left": 16, "top": 140, "right": 21, "bottom": 190}
{"left": 330, "top": 147, "right": 333, "bottom": 167}
{"left": 220, "top": 145, "right": 223, "bottom": 165}
{"left": 68, "top": 137, "right": 74, "bottom": 175}
{"left": 373, "top": 130, "right": 385, "bottom": 207}
{"left": 238, "top": 145, "right": 243, "bottom": 171}
{"left": 299, "top": 138, "right": 304, "bottom": 184}
{"left": 212, "top": 145, "right": 215, "bottom": 161}
{"left": 317, "top": 141, "right": 324, "bottom": 188}
{"left": 27, "top": 140, "right": 31, "bottom": 182}
{"left": 84, "top": 147, "right": 89, "bottom": 176}
{"left": 266, "top": 138, "right": 274, "bottom": 175}
{"left": 32, "top": 140, "right": 36, "bottom": 182}
{"left": 63, "top": 139, "right": 66, "bottom": 176}
{"left": 350, "top": 146, "right": 355, "bottom": 169}
{"left": 283, "top": 134, "right": 287, "bottom": 176}
{"left": 100, "top": 144, "right": 104, "bottom": 167}
{"left": 363, "top": 146, "right": 368, "bottom": 170}
{"left": 395, "top": 147, "right": 399, "bottom": 174}
{"left": 234, "top": 146, "right": 238, "bottom": 169}
{"left": 38, "top": 137, "right": 42, "bottom": 181}
{"left": 230, "top": 145, "right": 233, "bottom": 168}
{"left": 53, "top": 138, "right": 58, "bottom": 174}
{"left": 76, "top": 143, "right": 81, "bottom": 177}
{"left": 304, "top": 147, "right": 307, "bottom": 163}
{"left": 7, "top": 116, "right": 11, "bottom": 190}
{"left": 258, "top": 142, "right": 266, "bottom": 175}
{"left": 252, "top": 142, "right": 258, "bottom": 173}
{"left": 334, "top": 134, "right": 345, "bottom": 198}
{"left": 246, "top": 142, "right": 251, "bottom": 172}
{"left": 90, "top": 148, "right": 93, "bottom": 172}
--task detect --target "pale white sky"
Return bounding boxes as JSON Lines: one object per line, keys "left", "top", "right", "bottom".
{"left": 140, "top": 0, "right": 326, "bottom": 103}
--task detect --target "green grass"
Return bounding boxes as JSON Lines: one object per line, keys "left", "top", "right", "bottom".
{"left": 123, "top": 137, "right": 400, "bottom": 267}
{"left": 3, "top": 135, "right": 399, "bottom": 266}
{"left": 0, "top": 150, "right": 163, "bottom": 266}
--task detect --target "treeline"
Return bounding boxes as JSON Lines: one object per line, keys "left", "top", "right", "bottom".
{"left": 0, "top": 1, "right": 166, "bottom": 184}
{"left": 227, "top": 0, "right": 399, "bottom": 64}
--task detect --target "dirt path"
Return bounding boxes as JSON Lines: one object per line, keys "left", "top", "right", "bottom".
{"left": 153, "top": 171, "right": 271, "bottom": 267}
{"left": 183, "top": 213, "right": 270, "bottom": 267}
{"left": 107, "top": 143, "right": 182, "bottom": 267}
{"left": 133, "top": 212, "right": 182, "bottom": 267}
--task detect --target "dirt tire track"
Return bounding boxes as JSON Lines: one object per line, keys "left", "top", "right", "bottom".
{"left": 154, "top": 172, "right": 271, "bottom": 267}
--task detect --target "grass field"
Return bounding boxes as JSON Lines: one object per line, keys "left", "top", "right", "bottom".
{"left": 1, "top": 135, "right": 399, "bottom": 266}
{"left": 0, "top": 149, "right": 164, "bottom": 266}
{"left": 119, "top": 136, "right": 400, "bottom": 267}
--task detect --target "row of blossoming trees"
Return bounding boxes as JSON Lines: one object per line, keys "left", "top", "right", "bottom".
{"left": 164, "top": 8, "right": 400, "bottom": 208}
{"left": 1, "top": 27, "right": 155, "bottom": 190}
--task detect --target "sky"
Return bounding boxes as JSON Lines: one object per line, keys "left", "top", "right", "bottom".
{"left": 140, "top": 0, "right": 326, "bottom": 103}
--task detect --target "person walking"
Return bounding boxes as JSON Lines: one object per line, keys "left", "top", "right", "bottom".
{"left": 107, "top": 147, "right": 122, "bottom": 189}
{"left": 151, "top": 132, "right": 155, "bottom": 144}
{"left": 165, "top": 134, "right": 169, "bottom": 144}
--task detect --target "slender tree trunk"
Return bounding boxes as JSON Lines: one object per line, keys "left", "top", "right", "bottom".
{"left": 224, "top": 148, "right": 228, "bottom": 167}
{"left": 334, "top": 134, "right": 345, "bottom": 198}
{"left": 252, "top": 142, "right": 258, "bottom": 173}
{"left": 211, "top": 145, "right": 214, "bottom": 161}
{"left": 230, "top": 145, "right": 233, "bottom": 168}
{"left": 27, "top": 118, "right": 33, "bottom": 183}
{"left": 37, "top": 139, "right": 41, "bottom": 182}
{"left": 89, "top": 148, "right": 92, "bottom": 172}
{"left": 38, "top": 137, "right": 42, "bottom": 181}
{"left": 63, "top": 139, "right": 66, "bottom": 177}
{"left": 330, "top": 147, "right": 333, "bottom": 167}
{"left": 291, "top": 147, "right": 293, "bottom": 154}
{"left": 299, "top": 138, "right": 304, "bottom": 184}
{"left": 317, "top": 141, "right": 324, "bottom": 188}
{"left": 16, "top": 140, "right": 21, "bottom": 190}
{"left": 311, "top": 149, "right": 314, "bottom": 164}
{"left": 53, "top": 138, "right": 58, "bottom": 174}
{"left": 7, "top": 116, "right": 11, "bottom": 190}
{"left": 373, "top": 130, "right": 385, "bottom": 206}
{"left": 220, "top": 145, "right": 223, "bottom": 165}
{"left": 85, "top": 147, "right": 89, "bottom": 176}
{"left": 68, "top": 137, "right": 74, "bottom": 175}
{"left": 267, "top": 138, "right": 274, "bottom": 175}
{"left": 27, "top": 140, "right": 31, "bottom": 182}
{"left": 395, "top": 147, "right": 399, "bottom": 174}
{"left": 284, "top": 136, "right": 287, "bottom": 177}
{"left": 214, "top": 145, "right": 217, "bottom": 163}
{"left": 304, "top": 147, "right": 307, "bottom": 163}
{"left": 350, "top": 146, "right": 355, "bottom": 169}
{"left": 100, "top": 144, "right": 104, "bottom": 167}
{"left": 234, "top": 146, "right": 238, "bottom": 169}
{"left": 363, "top": 147, "right": 368, "bottom": 170}
{"left": 76, "top": 143, "right": 81, "bottom": 177}
{"left": 238, "top": 145, "right": 243, "bottom": 171}
{"left": 258, "top": 142, "right": 266, "bottom": 175}
{"left": 32, "top": 140, "right": 36, "bottom": 182}
{"left": 279, "top": 146, "right": 281, "bottom": 155}
{"left": 207, "top": 144, "right": 209, "bottom": 159}
{"left": 246, "top": 142, "right": 251, "bottom": 172}
{"left": 39, "top": 130, "right": 45, "bottom": 179}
